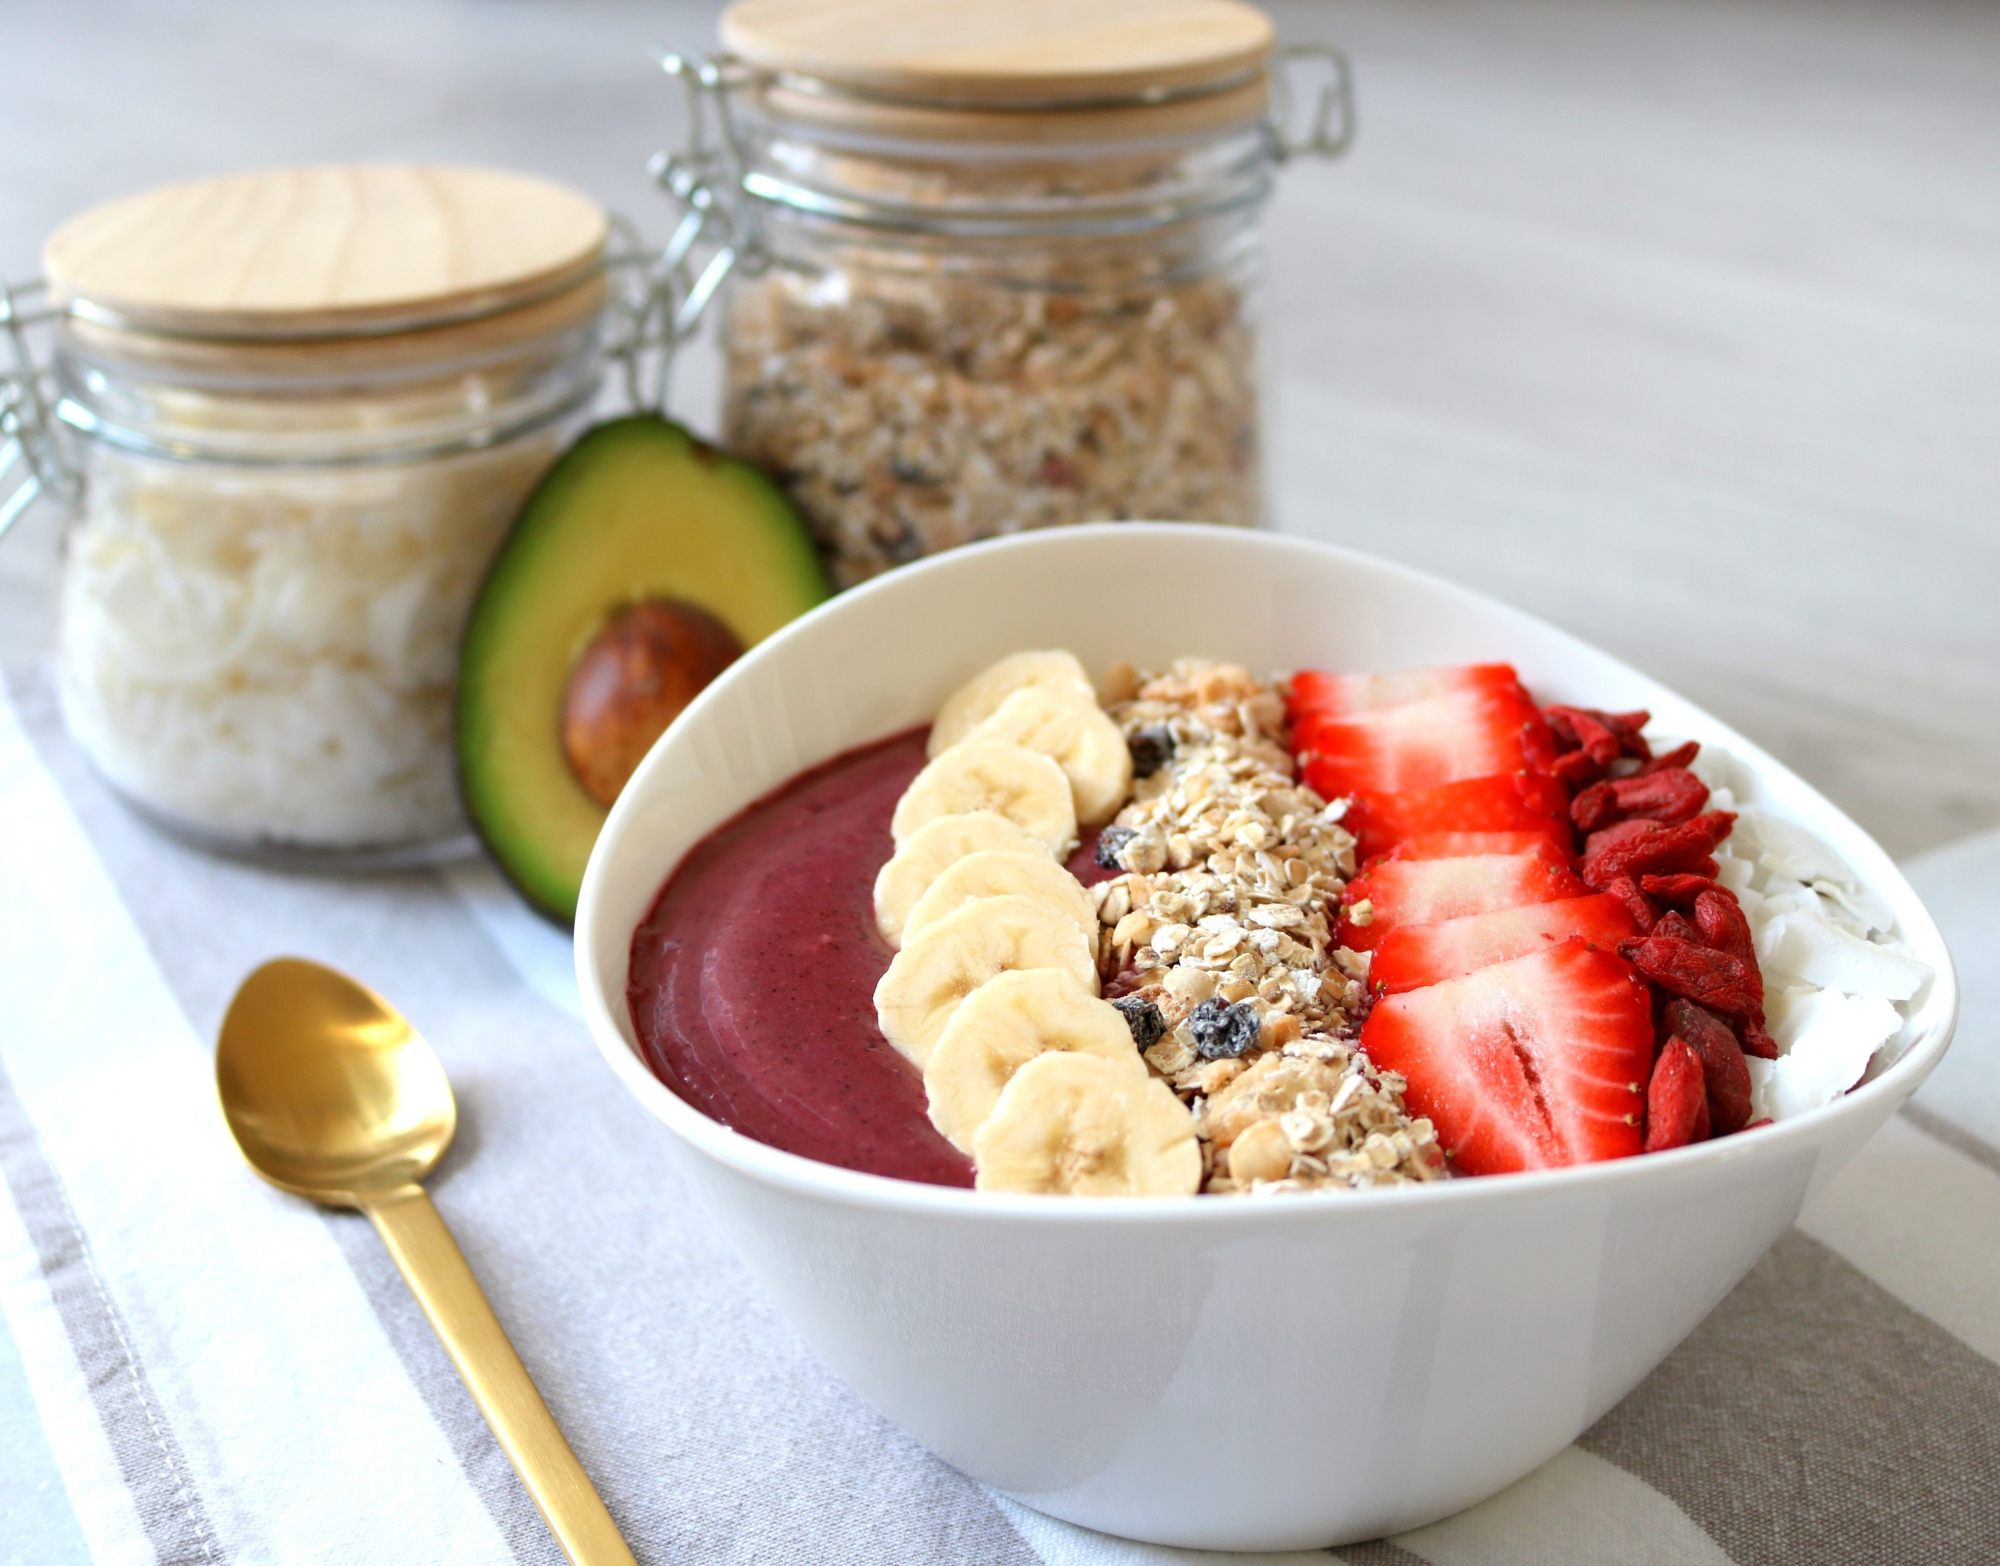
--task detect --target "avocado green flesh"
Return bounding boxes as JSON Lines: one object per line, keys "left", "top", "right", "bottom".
{"left": 457, "top": 415, "right": 829, "bottom": 925}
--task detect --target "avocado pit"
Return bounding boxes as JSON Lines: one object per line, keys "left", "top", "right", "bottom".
{"left": 561, "top": 598, "right": 743, "bottom": 807}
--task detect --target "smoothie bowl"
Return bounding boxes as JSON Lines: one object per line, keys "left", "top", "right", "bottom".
{"left": 574, "top": 524, "right": 1956, "bottom": 1550}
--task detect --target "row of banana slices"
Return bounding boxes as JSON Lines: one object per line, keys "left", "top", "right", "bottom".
{"left": 869, "top": 652, "right": 1202, "bottom": 1197}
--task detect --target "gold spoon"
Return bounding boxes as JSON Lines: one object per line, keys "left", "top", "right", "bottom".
{"left": 216, "top": 957, "right": 637, "bottom": 1566}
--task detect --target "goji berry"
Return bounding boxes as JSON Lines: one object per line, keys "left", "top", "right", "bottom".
{"left": 1654, "top": 909, "right": 1702, "bottom": 945}
{"left": 1639, "top": 873, "right": 1720, "bottom": 906}
{"left": 1570, "top": 780, "right": 1617, "bottom": 831}
{"left": 1618, "top": 934, "right": 1764, "bottom": 1015}
{"left": 1602, "top": 710, "right": 1652, "bottom": 756}
{"left": 1601, "top": 874, "right": 1658, "bottom": 934}
{"left": 1663, "top": 997, "right": 1752, "bottom": 1134}
{"left": 1544, "top": 706, "right": 1624, "bottom": 767}
{"left": 1548, "top": 705, "right": 1652, "bottom": 759}
{"left": 1580, "top": 811, "right": 1735, "bottom": 887}
{"left": 1645, "top": 1037, "right": 1709, "bottom": 1151}
{"left": 1587, "top": 818, "right": 1662, "bottom": 856}
{"left": 1695, "top": 889, "right": 1757, "bottom": 965}
{"left": 1572, "top": 767, "right": 1710, "bottom": 833}
{"left": 1736, "top": 1013, "right": 1779, "bottom": 1060}
{"left": 1637, "top": 740, "right": 1701, "bottom": 776}
{"left": 1551, "top": 749, "right": 1607, "bottom": 787}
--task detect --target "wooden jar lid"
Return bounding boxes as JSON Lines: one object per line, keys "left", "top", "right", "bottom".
{"left": 44, "top": 163, "right": 609, "bottom": 342}
{"left": 720, "top": 0, "right": 1275, "bottom": 139}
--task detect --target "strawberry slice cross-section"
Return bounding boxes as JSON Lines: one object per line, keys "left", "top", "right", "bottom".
{"left": 1287, "top": 663, "right": 1528, "bottom": 722}
{"left": 1291, "top": 664, "right": 1558, "bottom": 797}
{"left": 1337, "top": 849, "right": 1587, "bottom": 952}
{"left": 1334, "top": 772, "right": 1572, "bottom": 864}
{"left": 1383, "top": 831, "right": 1571, "bottom": 866}
{"left": 1288, "top": 696, "right": 1552, "bottom": 796}
{"left": 1369, "top": 893, "right": 1641, "bottom": 993}
{"left": 1359, "top": 940, "right": 1653, "bottom": 1175}
{"left": 1295, "top": 705, "right": 1558, "bottom": 795}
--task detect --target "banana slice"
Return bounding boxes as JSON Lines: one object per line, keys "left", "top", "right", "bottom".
{"left": 972, "top": 1052, "right": 1201, "bottom": 1197}
{"left": 872, "top": 811, "right": 1055, "bottom": 947}
{"left": 929, "top": 650, "right": 1095, "bottom": 757}
{"left": 903, "top": 850, "right": 1097, "bottom": 950}
{"left": 966, "top": 685, "right": 1133, "bottom": 828}
{"left": 873, "top": 893, "right": 1096, "bottom": 1067}
{"left": 890, "top": 737, "right": 1076, "bottom": 855}
{"left": 924, "top": 968, "right": 1143, "bottom": 1152}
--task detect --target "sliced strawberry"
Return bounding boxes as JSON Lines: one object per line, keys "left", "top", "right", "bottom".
{"left": 1369, "top": 893, "right": 1639, "bottom": 993}
{"left": 1383, "top": 831, "right": 1571, "bottom": 865}
{"left": 1332, "top": 771, "right": 1573, "bottom": 863}
{"left": 1359, "top": 941, "right": 1652, "bottom": 1174}
{"left": 1287, "top": 663, "right": 1526, "bottom": 723}
{"left": 1337, "top": 851, "right": 1587, "bottom": 952}
{"left": 1295, "top": 697, "right": 1558, "bottom": 795}
{"left": 1294, "top": 681, "right": 1531, "bottom": 732}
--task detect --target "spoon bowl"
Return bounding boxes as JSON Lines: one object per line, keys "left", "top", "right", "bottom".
{"left": 217, "top": 957, "right": 454, "bottom": 1202}
{"left": 214, "top": 955, "right": 635, "bottom": 1566}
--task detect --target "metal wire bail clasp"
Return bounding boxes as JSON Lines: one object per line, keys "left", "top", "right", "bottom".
{"left": 607, "top": 50, "right": 757, "bottom": 413}
{"left": 1270, "top": 43, "right": 1356, "bottom": 162}
{"left": 0, "top": 279, "right": 79, "bottom": 544}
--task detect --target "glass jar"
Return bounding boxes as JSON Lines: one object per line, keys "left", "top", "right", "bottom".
{"left": 659, "top": 1, "right": 1351, "bottom": 589}
{"left": 5, "top": 164, "right": 613, "bottom": 862}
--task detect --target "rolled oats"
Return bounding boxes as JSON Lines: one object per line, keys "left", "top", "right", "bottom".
{"left": 1095, "top": 660, "right": 1446, "bottom": 1193}
{"left": 723, "top": 271, "right": 1259, "bottom": 589}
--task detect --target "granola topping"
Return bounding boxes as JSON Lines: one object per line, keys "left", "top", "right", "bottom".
{"left": 723, "top": 271, "right": 1259, "bottom": 589}
{"left": 1092, "top": 659, "right": 1447, "bottom": 1193}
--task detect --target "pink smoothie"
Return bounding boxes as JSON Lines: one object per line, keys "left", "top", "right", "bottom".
{"left": 627, "top": 729, "right": 973, "bottom": 1185}
{"left": 628, "top": 728, "right": 1113, "bottom": 1187}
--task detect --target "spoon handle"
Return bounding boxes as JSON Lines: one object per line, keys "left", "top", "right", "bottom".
{"left": 365, "top": 1187, "right": 638, "bottom": 1566}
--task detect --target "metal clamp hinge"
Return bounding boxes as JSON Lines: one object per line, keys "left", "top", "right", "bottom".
{"left": 605, "top": 51, "right": 758, "bottom": 413}
{"left": 1271, "top": 43, "right": 1356, "bottom": 162}
{"left": 0, "top": 280, "right": 78, "bottom": 544}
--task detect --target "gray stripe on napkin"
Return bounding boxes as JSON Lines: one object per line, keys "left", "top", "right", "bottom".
{"left": 2, "top": 666, "right": 564, "bottom": 1566}
{"left": 321, "top": 1209, "right": 568, "bottom": 1566}
{"left": 1900, "top": 1102, "right": 2000, "bottom": 1178}
{"left": 0, "top": 1054, "right": 224, "bottom": 1566}
{"left": 1581, "top": 1230, "right": 2000, "bottom": 1564}
{"left": 1335, "top": 1540, "right": 1433, "bottom": 1565}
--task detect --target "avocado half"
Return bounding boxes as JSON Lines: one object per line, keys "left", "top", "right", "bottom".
{"left": 457, "top": 415, "right": 829, "bottom": 925}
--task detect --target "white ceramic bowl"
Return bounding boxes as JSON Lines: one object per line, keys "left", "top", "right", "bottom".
{"left": 575, "top": 525, "right": 1957, "bottom": 1551}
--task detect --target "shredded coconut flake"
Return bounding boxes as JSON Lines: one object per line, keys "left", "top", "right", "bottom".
{"left": 1694, "top": 746, "right": 1933, "bottom": 1122}
{"left": 59, "top": 434, "right": 564, "bottom": 849}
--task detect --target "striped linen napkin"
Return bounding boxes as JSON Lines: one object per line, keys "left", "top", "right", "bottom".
{"left": 4, "top": 662, "right": 1997, "bottom": 1566}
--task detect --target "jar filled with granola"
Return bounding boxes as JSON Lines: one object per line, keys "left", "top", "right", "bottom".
{"left": 7, "top": 164, "right": 610, "bottom": 861}
{"left": 664, "top": 0, "right": 1350, "bottom": 588}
